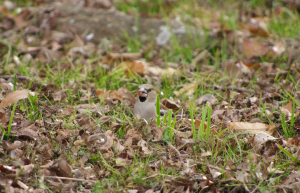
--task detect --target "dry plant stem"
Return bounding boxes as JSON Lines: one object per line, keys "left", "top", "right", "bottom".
{"left": 206, "top": 164, "right": 230, "bottom": 172}
{"left": 43, "top": 176, "right": 96, "bottom": 182}
{"left": 142, "top": 173, "right": 160, "bottom": 180}
{"left": 168, "top": 143, "right": 183, "bottom": 161}
{"left": 287, "top": 47, "right": 294, "bottom": 72}
{"left": 203, "top": 84, "right": 254, "bottom": 93}
{"left": 250, "top": 180, "right": 263, "bottom": 193}
{"left": 243, "top": 182, "right": 250, "bottom": 193}
{"left": 0, "top": 75, "right": 31, "bottom": 81}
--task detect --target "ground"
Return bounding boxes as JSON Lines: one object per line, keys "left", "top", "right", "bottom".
{"left": 1, "top": 0, "right": 300, "bottom": 192}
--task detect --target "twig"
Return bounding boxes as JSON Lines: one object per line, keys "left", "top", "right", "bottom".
{"left": 203, "top": 84, "right": 253, "bottom": 93}
{"left": 43, "top": 176, "right": 96, "bottom": 182}
{"left": 142, "top": 173, "right": 160, "bottom": 180}
{"left": 287, "top": 46, "right": 294, "bottom": 72}
{"left": 250, "top": 180, "right": 263, "bottom": 193}
{"left": 168, "top": 143, "right": 183, "bottom": 161}
{"left": 0, "top": 75, "right": 31, "bottom": 81}
{"left": 206, "top": 164, "right": 230, "bottom": 172}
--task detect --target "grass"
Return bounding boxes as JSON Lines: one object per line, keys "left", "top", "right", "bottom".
{"left": 1, "top": 0, "right": 300, "bottom": 192}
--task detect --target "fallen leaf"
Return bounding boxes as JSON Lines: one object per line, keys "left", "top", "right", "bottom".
{"left": 227, "top": 122, "right": 276, "bottom": 135}
{"left": 152, "top": 126, "right": 163, "bottom": 141}
{"left": 50, "top": 158, "right": 72, "bottom": 177}
{"left": 122, "top": 61, "right": 144, "bottom": 77}
{"left": 242, "top": 39, "right": 269, "bottom": 59}
{"left": 0, "top": 89, "right": 35, "bottom": 108}
{"left": 174, "top": 83, "right": 196, "bottom": 97}
{"left": 195, "top": 94, "right": 218, "bottom": 106}
{"left": 161, "top": 98, "right": 180, "bottom": 111}
{"left": 138, "top": 139, "right": 152, "bottom": 157}
{"left": 251, "top": 132, "right": 278, "bottom": 153}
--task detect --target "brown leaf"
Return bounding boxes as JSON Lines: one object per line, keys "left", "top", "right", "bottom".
{"left": 50, "top": 158, "right": 72, "bottom": 177}
{"left": 161, "top": 98, "right": 180, "bottom": 111}
{"left": 107, "top": 52, "right": 141, "bottom": 62}
{"left": 17, "top": 125, "right": 40, "bottom": 141}
{"left": 0, "top": 108, "right": 7, "bottom": 127}
{"left": 282, "top": 100, "right": 293, "bottom": 114}
{"left": 251, "top": 132, "right": 278, "bottom": 153}
{"left": 138, "top": 139, "right": 152, "bottom": 157}
{"left": 227, "top": 122, "right": 276, "bottom": 135}
{"left": 239, "top": 20, "right": 269, "bottom": 37}
{"left": 117, "top": 87, "right": 136, "bottom": 106}
{"left": 195, "top": 94, "right": 218, "bottom": 106}
{"left": 126, "top": 129, "right": 142, "bottom": 142}
{"left": 118, "top": 61, "right": 144, "bottom": 77}
{"left": 152, "top": 126, "right": 163, "bottom": 141}
{"left": 174, "top": 83, "right": 196, "bottom": 97}
{"left": 9, "top": 9, "right": 32, "bottom": 29}
{"left": 0, "top": 89, "right": 35, "bottom": 108}
{"left": 242, "top": 39, "right": 269, "bottom": 59}
{"left": 116, "top": 152, "right": 132, "bottom": 166}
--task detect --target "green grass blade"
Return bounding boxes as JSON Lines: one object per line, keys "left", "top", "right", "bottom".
{"left": 189, "top": 98, "right": 196, "bottom": 139}
{"left": 205, "top": 104, "right": 212, "bottom": 140}
{"left": 277, "top": 143, "right": 300, "bottom": 164}
{"left": 156, "top": 94, "right": 161, "bottom": 126}
{"left": 6, "top": 102, "right": 17, "bottom": 139}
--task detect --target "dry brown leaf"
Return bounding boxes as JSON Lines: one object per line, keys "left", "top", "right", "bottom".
{"left": 0, "top": 89, "right": 35, "bottom": 108}
{"left": 122, "top": 61, "right": 144, "bottom": 77}
{"left": 227, "top": 122, "right": 276, "bottom": 135}
{"left": 195, "top": 94, "right": 218, "bottom": 106}
{"left": 107, "top": 52, "right": 141, "bottom": 62}
{"left": 239, "top": 20, "right": 269, "bottom": 37}
{"left": 152, "top": 126, "right": 163, "bottom": 141}
{"left": 126, "top": 129, "right": 142, "bottom": 142}
{"left": 251, "top": 132, "right": 278, "bottom": 153}
{"left": 50, "top": 158, "right": 72, "bottom": 177}
{"left": 9, "top": 9, "right": 31, "bottom": 29}
{"left": 242, "top": 39, "right": 269, "bottom": 59}
{"left": 138, "top": 139, "right": 152, "bottom": 157}
{"left": 282, "top": 100, "right": 293, "bottom": 114}
{"left": 174, "top": 83, "right": 196, "bottom": 97}
{"left": 161, "top": 98, "right": 180, "bottom": 111}
{"left": 272, "top": 41, "right": 285, "bottom": 55}
{"left": 117, "top": 87, "right": 136, "bottom": 106}
{"left": 116, "top": 153, "right": 132, "bottom": 166}
{"left": 17, "top": 126, "right": 40, "bottom": 141}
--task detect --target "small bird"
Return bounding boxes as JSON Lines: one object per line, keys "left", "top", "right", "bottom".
{"left": 134, "top": 84, "right": 157, "bottom": 122}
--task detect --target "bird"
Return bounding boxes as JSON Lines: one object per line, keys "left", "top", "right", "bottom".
{"left": 134, "top": 84, "right": 157, "bottom": 122}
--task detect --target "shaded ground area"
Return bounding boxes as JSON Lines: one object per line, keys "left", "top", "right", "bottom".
{"left": 1, "top": 0, "right": 300, "bottom": 192}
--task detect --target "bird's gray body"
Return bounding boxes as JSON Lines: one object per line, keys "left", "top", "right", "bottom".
{"left": 133, "top": 84, "right": 157, "bottom": 121}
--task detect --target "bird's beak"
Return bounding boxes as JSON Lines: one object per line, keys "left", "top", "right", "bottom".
{"left": 138, "top": 87, "right": 148, "bottom": 97}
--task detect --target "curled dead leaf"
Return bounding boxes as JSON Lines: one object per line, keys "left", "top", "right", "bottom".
{"left": 0, "top": 89, "right": 35, "bottom": 108}
{"left": 161, "top": 98, "right": 180, "bottom": 111}
{"left": 251, "top": 132, "right": 278, "bottom": 153}
{"left": 242, "top": 39, "right": 269, "bottom": 59}
{"left": 227, "top": 122, "right": 276, "bottom": 135}
{"left": 121, "top": 61, "right": 145, "bottom": 77}
{"left": 152, "top": 126, "right": 163, "bottom": 141}
{"left": 174, "top": 83, "right": 196, "bottom": 97}
{"left": 138, "top": 139, "right": 152, "bottom": 157}
{"left": 50, "top": 158, "right": 72, "bottom": 177}
{"left": 195, "top": 94, "right": 218, "bottom": 106}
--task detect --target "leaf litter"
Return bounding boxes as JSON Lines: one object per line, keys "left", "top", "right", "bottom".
{"left": 0, "top": 0, "right": 300, "bottom": 192}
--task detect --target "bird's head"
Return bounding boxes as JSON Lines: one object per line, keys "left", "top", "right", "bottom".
{"left": 137, "top": 84, "right": 157, "bottom": 103}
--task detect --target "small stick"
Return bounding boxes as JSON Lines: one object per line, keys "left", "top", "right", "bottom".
{"left": 43, "top": 176, "right": 96, "bottom": 182}
{"left": 0, "top": 75, "right": 31, "bottom": 81}
{"left": 203, "top": 84, "right": 253, "bottom": 93}
{"left": 168, "top": 143, "right": 183, "bottom": 161}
